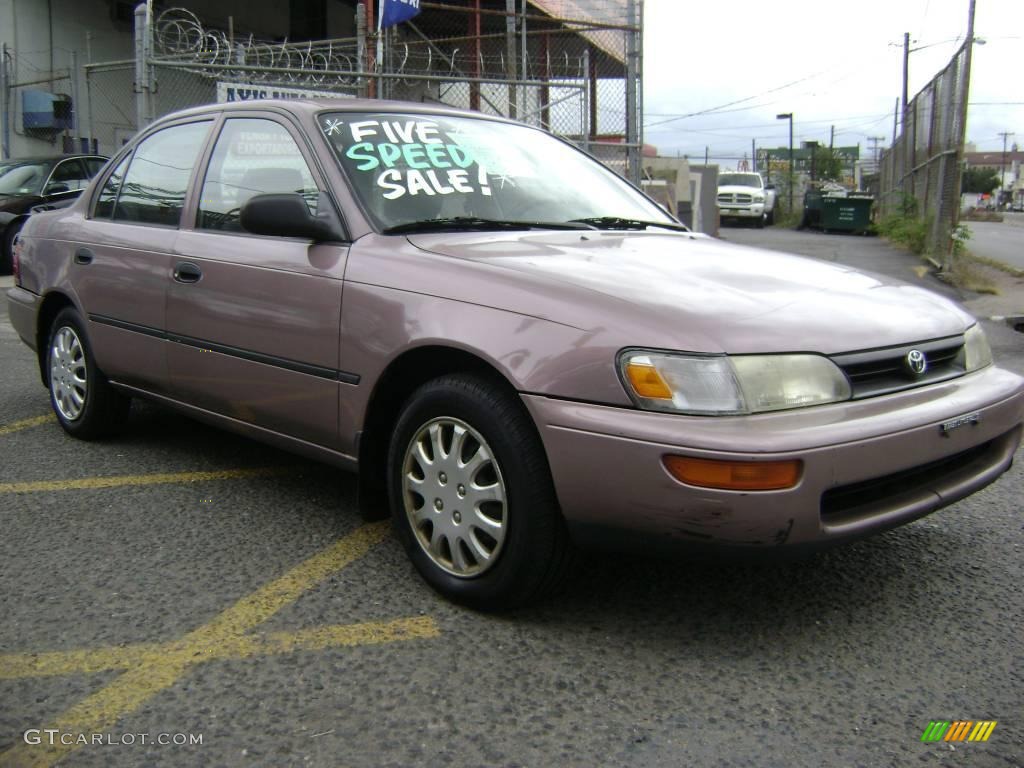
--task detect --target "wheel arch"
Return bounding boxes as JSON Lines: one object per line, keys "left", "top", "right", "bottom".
{"left": 35, "top": 291, "right": 77, "bottom": 386}
{"left": 357, "top": 344, "right": 529, "bottom": 519}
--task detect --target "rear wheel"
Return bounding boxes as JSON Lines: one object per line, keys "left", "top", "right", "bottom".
{"left": 388, "top": 374, "right": 572, "bottom": 609}
{"left": 47, "top": 308, "right": 130, "bottom": 439}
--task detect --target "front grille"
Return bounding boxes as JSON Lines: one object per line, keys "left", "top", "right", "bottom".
{"left": 831, "top": 335, "right": 965, "bottom": 399}
{"left": 820, "top": 436, "right": 999, "bottom": 523}
{"left": 717, "top": 193, "right": 755, "bottom": 205}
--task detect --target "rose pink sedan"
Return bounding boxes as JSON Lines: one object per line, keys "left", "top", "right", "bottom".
{"left": 7, "top": 100, "right": 1024, "bottom": 608}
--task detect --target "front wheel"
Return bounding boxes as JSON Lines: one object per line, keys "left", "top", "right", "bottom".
{"left": 47, "top": 308, "right": 130, "bottom": 439}
{"left": 388, "top": 374, "right": 572, "bottom": 609}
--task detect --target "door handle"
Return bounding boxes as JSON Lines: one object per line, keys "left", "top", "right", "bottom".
{"left": 173, "top": 262, "right": 203, "bottom": 283}
{"left": 74, "top": 247, "right": 94, "bottom": 265}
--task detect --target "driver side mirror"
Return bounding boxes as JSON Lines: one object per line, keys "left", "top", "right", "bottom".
{"left": 45, "top": 182, "right": 70, "bottom": 195}
{"left": 240, "top": 193, "right": 345, "bottom": 242}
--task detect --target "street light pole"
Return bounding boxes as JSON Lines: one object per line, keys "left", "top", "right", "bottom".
{"left": 777, "top": 113, "right": 793, "bottom": 212}
{"left": 999, "top": 131, "right": 1015, "bottom": 207}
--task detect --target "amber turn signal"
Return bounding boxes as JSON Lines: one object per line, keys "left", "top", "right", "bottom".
{"left": 624, "top": 361, "right": 673, "bottom": 400}
{"left": 663, "top": 455, "right": 802, "bottom": 491}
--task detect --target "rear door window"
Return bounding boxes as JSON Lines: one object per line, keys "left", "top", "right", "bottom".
{"left": 110, "top": 121, "right": 211, "bottom": 226}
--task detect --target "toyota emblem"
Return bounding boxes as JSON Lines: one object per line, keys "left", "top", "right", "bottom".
{"left": 906, "top": 349, "right": 927, "bottom": 376}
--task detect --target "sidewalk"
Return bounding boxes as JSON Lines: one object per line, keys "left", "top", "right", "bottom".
{"left": 953, "top": 258, "right": 1024, "bottom": 322}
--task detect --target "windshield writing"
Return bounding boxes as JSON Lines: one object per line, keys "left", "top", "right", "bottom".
{"left": 320, "top": 113, "right": 674, "bottom": 230}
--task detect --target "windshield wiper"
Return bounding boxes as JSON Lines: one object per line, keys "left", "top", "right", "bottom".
{"left": 568, "top": 216, "right": 689, "bottom": 232}
{"left": 383, "top": 217, "right": 593, "bottom": 235}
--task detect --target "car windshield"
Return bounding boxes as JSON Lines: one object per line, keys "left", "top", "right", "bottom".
{"left": 318, "top": 112, "right": 677, "bottom": 231}
{"left": 0, "top": 161, "right": 49, "bottom": 195}
{"left": 718, "top": 173, "right": 762, "bottom": 189}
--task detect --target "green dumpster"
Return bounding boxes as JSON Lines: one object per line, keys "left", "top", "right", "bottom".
{"left": 801, "top": 189, "right": 823, "bottom": 229}
{"left": 820, "top": 195, "right": 873, "bottom": 234}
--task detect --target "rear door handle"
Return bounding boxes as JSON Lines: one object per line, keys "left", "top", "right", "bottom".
{"left": 74, "top": 247, "right": 94, "bottom": 265}
{"left": 173, "top": 262, "right": 203, "bottom": 284}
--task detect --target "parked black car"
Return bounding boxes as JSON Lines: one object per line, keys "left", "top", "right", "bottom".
{"left": 0, "top": 155, "right": 108, "bottom": 273}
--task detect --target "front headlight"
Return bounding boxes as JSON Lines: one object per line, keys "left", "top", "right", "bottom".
{"left": 753, "top": 194, "right": 765, "bottom": 202}
{"left": 619, "top": 350, "right": 852, "bottom": 415}
{"left": 961, "top": 324, "right": 993, "bottom": 372}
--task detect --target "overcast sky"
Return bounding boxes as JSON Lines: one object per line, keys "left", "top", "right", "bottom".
{"left": 642, "top": 0, "right": 1022, "bottom": 166}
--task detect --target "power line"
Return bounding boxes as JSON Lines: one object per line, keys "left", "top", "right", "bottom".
{"left": 642, "top": 69, "right": 838, "bottom": 128}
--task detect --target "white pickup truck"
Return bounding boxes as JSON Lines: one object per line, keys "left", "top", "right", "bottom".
{"left": 716, "top": 172, "right": 776, "bottom": 227}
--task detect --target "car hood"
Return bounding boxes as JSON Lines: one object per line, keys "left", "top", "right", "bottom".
{"left": 404, "top": 230, "right": 973, "bottom": 354}
{"left": 0, "top": 194, "right": 38, "bottom": 215}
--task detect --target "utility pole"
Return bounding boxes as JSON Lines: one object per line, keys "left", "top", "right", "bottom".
{"left": 868, "top": 136, "right": 886, "bottom": 169}
{"left": 901, "top": 32, "right": 910, "bottom": 127}
{"left": 752, "top": 138, "right": 756, "bottom": 172}
{"left": 999, "top": 131, "right": 1015, "bottom": 206}
{"left": 830, "top": 125, "right": 835, "bottom": 149}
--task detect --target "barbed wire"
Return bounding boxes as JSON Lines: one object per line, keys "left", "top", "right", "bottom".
{"left": 151, "top": 7, "right": 589, "bottom": 87}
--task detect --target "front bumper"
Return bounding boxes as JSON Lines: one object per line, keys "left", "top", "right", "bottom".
{"left": 718, "top": 205, "right": 764, "bottom": 218}
{"left": 523, "top": 365, "right": 1024, "bottom": 551}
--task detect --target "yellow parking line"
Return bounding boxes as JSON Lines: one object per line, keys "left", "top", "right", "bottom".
{"left": 185, "top": 521, "right": 391, "bottom": 641}
{"left": 0, "top": 642, "right": 167, "bottom": 679}
{"left": 0, "top": 617, "right": 439, "bottom": 681}
{"left": 0, "top": 467, "right": 290, "bottom": 494}
{"left": 0, "top": 414, "right": 54, "bottom": 436}
{"left": 1, "top": 522, "right": 403, "bottom": 768}
{"left": 154, "top": 617, "right": 441, "bottom": 665}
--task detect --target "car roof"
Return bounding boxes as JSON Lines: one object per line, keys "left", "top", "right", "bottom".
{"left": 0, "top": 154, "right": 107, "bottom": 164}
{"left": 152, "top": 98, "right": 519, "bottom": 126}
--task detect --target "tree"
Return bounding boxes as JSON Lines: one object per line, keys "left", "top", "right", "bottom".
{"left": 811, "top": 146, "right": 844, "bottom": 181}
{"left": 961, "top": 166, "right": 1000, "bottom": 194}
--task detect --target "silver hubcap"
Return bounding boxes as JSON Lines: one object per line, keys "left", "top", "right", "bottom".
{"left": 402, "top": 417, "right": 507, "bottom": 578}
{"left": 49, "top": 326, "right": 87, "bottom": 421}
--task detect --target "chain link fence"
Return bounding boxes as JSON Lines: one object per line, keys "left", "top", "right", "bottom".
{"left": 877, "top": 42, "right": 971, "bottom": 268}
{"left": 83, "top": 2, "right": 641, "bottom": 181}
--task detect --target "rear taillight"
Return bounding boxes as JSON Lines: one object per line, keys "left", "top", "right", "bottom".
{"left": 12, "top": 231, "right": 22, "bottom": 284}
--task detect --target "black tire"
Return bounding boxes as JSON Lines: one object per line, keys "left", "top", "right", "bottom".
{"left": 1, "top": 219, "right": 23, "bottom": 275}
{"left": 766, "top": 208, "right": 775, "bottom": 226}
{"left": 46, "top": 307, "right": 130, "bottom": 439}
{"left": 387, "top": 373, "right": 572, "bottom": 610}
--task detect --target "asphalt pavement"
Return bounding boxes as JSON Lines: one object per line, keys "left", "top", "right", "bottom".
{"left": 962, "top": 213, "right": 1024, "bottom": 272}
{"left": 2, "top": 228, "right": 1023, "bottom": 768}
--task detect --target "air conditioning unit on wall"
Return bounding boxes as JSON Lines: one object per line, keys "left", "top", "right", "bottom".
{"left": 22, "top": 90, "right": 74, "bottom": 132}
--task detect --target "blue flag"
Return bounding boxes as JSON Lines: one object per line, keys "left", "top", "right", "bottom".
{"left": 379, "top": 0, "right": 421, "bottom": 29}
